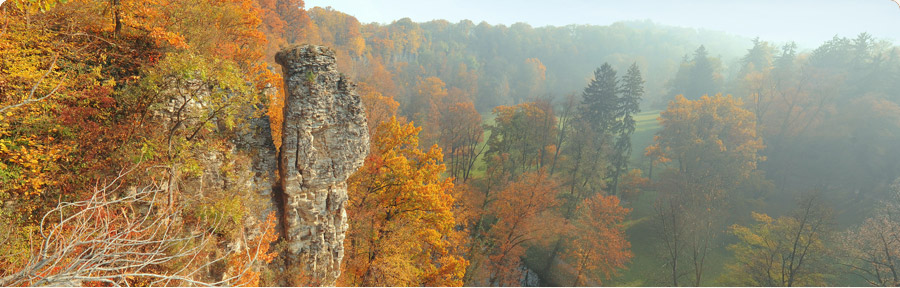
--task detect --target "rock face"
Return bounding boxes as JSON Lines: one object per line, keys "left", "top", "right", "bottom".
{"left": 237, "top": 113, "right": 281, "bottom": 225}
{"left": 274, "top": 45, "right": 369, "bottom": 286}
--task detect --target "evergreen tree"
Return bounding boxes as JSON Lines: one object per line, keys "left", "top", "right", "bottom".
{"left": 773, "top": 42, "right": 797, "bottom": 80}
{"left": 739, "top": 37, "right": 774, "bottom": 77}
{"left": 666, "top": 55, "right": 692, "bottom": 99}
{"left": 666, "top": 46, "right": 720, "bottom": 100}
{"left": 579, "top": 63, "right": 620, "bottom": 136}
{"left": 687, "top": 45, "right": 718, "bottom": 99}
{"left": 610, "top": 63, "right": 643, "bottom": 196}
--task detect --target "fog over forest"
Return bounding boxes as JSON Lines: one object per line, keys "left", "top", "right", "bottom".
{"left": 2, "top": 1, "right": 900, "bottom": 287}
{"left": 310, "top": 0, "right": 900, "bottom": 48}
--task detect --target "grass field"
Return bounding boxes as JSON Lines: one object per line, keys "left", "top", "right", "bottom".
{"left": 608, "top": 109, "right": 669, "bottom": 286}
{"left": 628, "top": 109, "right": 660, "bottom": 171}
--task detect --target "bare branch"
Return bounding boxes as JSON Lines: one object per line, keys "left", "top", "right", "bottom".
{"left": 0, "top": 53, "right": 67, "bottom": 115}
{"left": 0, "top": 164, "right": 268, "bottom": 287}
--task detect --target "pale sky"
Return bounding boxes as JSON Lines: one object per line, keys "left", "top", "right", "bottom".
{"left": 305, "top": 0, "right": 900, "bottom": 49}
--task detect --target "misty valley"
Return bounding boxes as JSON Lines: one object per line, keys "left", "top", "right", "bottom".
{"left": 2, "top": 0, "right": 900, "bottom": 287}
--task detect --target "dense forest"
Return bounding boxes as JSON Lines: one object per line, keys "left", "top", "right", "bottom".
{"left": 2, "top": 0, "right": 900, "bottom": 286}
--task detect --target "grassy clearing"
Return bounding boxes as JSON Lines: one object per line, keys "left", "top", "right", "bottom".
{"left": 606, "top": 109, "right": 664, "bottom": 286}
{"left": 464, "top": 115, "right": 494, "bottom": 180}
{"left": 609, "top": 188, "right": 736, "bottom": 286}
{"left": 629, "top": 109, "right": 661, "bottom": 172}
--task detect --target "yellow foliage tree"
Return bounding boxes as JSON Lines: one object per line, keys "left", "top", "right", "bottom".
{"left": 646, "top": 94, "right": 765, "bottom": 286}
{"left": 341, "top": 117, "right": 467, "bottom": 286}
{"left": 646, "top": 94, "right": 765, "bottom": 197}
{"left": 721, "top": 200, "right": 832, "bottom": 287}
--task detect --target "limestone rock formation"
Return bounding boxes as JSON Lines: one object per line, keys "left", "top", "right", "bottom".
{"left": 236, "top": 113, "right": 280, "bottom": 225}
{"left": 274, "top": 44, "right": 369, "bottom": 286}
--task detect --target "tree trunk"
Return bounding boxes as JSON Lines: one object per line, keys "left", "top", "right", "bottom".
{"left": 113, "top": 0, "right": 122, "bottom": 35}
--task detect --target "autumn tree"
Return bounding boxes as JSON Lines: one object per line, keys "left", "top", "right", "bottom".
{"left": 357, "top": 81, "right": 400, "bottom": 136}
{"left": 460, "top": 153, "right": 512, "bottom": 285}
{"left": 646, "top": 94, "right": 765, "bottom": 197}
{"left": 511, "top": 57, "right": 547, "bottom": 102}
{"left": 647, "top": 94, "right": 765, "bottom": 286}
{"left": 563, "top": 193, "right": 632, "bottom": 286}
{"left": 619, "top": 168, "right": 649, "bottom": 201}
{"left": 652, "top": 185, "right": 688, "bottom": 286}
{"left": 721, "top": 196, "right": 834, "bottom": 287}
{"left": 751, "top": 35, "right": 898, "bottom": 197}
{"left": 484, "top": 170, "right": 560, "bottom": 286}
{"left": 841, "top": 215, "right": 900, "bottom": 286}
{"left": 439, "top": 101, "right": 485, "bottom": 183}
{"left": 0, "top": 23, "right": 71, "bottom": 208}
{"left": 1, "top": 0, "right": 279, "bottom": 286}
{"left": 308, "top": 6, "right": 365, "bottom": 60}
{"left": 548, "top": 93, "right": 578, "bottom": 176}
{"left": 410, "top": 76, "right": 448, "bottom": 145}
{"left": 839, "top": 179, "right": 900, "bottom": 286}
{"left": 540, "top": 63, "right": 640, "bottom": 277}
{"left": 342, "top": 117, "right": 467, "bottom": 287}
{"left": 557, "top": 119, "right": 605, "bottom": 218}
{"left": 483, "top": 101, "right": 556, "bottom": 180}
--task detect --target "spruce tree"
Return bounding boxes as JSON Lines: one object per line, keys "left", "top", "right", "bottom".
{"left": 579, "top": 62, "right": 619, "bottom": 136}
{"left": 610, "top": 62, "right": 643, "bottom": 196}
{"left": 688, "top": 45, "right": 717, "bottom": 99}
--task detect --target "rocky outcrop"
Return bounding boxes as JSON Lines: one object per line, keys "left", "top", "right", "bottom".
{"left": 236, "top": 112, "right": 281, "bottom": 226}
{"left": 274, "top": 44, "right": 369, "bottom": 286}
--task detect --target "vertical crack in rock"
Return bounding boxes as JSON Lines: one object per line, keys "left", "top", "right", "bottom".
{"left": 274, "top": 45, "right": 369, "bottom": 286}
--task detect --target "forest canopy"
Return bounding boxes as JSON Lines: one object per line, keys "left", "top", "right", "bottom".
{"left": 2, "top": 0, "right": 900, "bottom": 286}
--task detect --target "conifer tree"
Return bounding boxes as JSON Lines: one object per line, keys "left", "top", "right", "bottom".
{"left": 610, "top": 63, "right": 643, "bottom": 196}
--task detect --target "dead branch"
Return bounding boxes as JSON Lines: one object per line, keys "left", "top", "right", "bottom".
{"left": 0, "top": 53, "right": 67, "bottom": 115}
{"left": 0, "top": 164, "right": 269, "bottom": 287}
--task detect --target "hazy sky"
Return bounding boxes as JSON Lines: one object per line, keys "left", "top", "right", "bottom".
{"left": 305, "top": 0, "right": 900, "bottom": 49}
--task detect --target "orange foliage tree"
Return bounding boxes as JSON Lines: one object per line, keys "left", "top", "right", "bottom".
{"left": 619, "top": 168, "right": 649, "bottom": 201}
{"left": 226, "top": 213, "right": 280, "bottom": 287}
{"left": 411, "top": 76, "right": 448, "bottom": 145}
{"left": 563, "top": 194, "right": 632, "bottom": 286}
{"left": 357, "top": 82, "right": 400, "bottom": 137}
{"left": 1, "top": 0, "right": 279, "bottom": 284}
{"left": 341, "top": 117, "right": 467, "bottom": 286}
{"left": 439, "top": 101, "right": 484, "bottom": 183}
{"left": 485, "top": 170, "right": 559, "bottom": 286}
